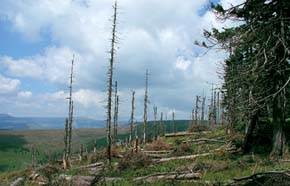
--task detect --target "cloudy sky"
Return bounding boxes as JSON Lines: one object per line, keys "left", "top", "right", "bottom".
{"left": 0, "top": 0, "right": 243, "bottom": 121}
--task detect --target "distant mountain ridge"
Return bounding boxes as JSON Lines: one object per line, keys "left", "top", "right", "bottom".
{"left": 0, "top": 114, "right": 128, "bottom": 130}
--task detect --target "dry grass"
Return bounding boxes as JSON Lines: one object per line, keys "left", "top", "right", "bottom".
{"left": 144, "top": 140, "right": 172, "bottom": 151}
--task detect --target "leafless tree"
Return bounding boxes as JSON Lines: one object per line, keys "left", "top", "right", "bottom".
{"left": 143, "top": 69, "right": 149, "bottom": 144}
{"left": 106, "top": 0, "right": 118, "bottom": 163}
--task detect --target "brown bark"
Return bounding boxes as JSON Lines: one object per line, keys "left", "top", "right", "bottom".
{"left": 243, "top": 112, "right": 258, "bottom": 153}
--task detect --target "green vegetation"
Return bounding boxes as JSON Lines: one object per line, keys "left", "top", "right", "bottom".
{"left": 1, "top": 125, "right": 290, "bottom": 185}
{"left": 0, "top": 128, "right": 128, "bottom": 173}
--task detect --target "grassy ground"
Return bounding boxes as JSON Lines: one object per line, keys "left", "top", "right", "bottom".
{"left": 97, "top": 127, "right": 290, "bottom": 185}
{"left": 0, "top": 127, "right": 128, "bottom": 173}
{"left": 1, "top": 124, "right": 290, "bottom": 185}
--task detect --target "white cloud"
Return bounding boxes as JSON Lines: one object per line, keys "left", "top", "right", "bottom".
{"left": 0, "top": 74, "right": 20, "bottom": 95}
{"left": 17, "top": 91, "right": 32, "bottom": 98}
{"left": 0, "top": 47, "right": 85, "bottom": 87}
{"left": 0, "top": 0, "right": 238, "bottom": 119}
{"left": 175, "top": 56, "right": 191, "bottom": 71}
{"left": 74, "top": 89, "right": 105, "bottom": 108}
{"left": 1, "top": 56, "right": 43, "bottom": 78}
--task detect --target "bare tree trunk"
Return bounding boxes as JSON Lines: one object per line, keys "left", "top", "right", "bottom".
{"left": 106, "top": 0, "right": 118, "bottom": 163}
{"left": 220, "top": 93, "right": 224, "bottom": 126}
{"left": 79, "top": 144, "right": 84, "bottom": 161}
{"left": 195, "top": 96, "right": 200, "bottom": 125}
{"left": 160, "top": 112, "right": 163, "bottom": 136}
{"left": 172, "top": 111, "right": 175, "bottom": 133}
{"left": 66, "top": 56, "right": 75, "bottom": 161}
{"left": 64, "top": 118, "right": 69, "bottom": 163}
{"left": 191, "top": 109, "right": 194, "bottom": 129}
{"left": 133, "top": 138, "right": 139, "bottom": 154}
{"left": 213, "top": 91, "right": 217, "bottom": 125}
{"left": 31, "top": 145, "right": 36, "bottom": 170}
{"left": 68, "top": 101, "right": 73, "bottom": 157}
{"left": 113, "top": 81, "right": 119, "bottom": 144}
{"left": 143, "top": 69, "right": 149, "bottom": 144}
{"left": 153, "top": 105, "right": 157, "bottom": 140}
{"left": 210, "top": 83, "right": 214, "bottom": 125}
{"left": 201, "top": 97, "right": 205, "bottom": 122}
{"left": 217, "top": 91, "right": 220, "bottom": 125}
{"left": 129, "top": 91, "right": 135, "bottom": 143}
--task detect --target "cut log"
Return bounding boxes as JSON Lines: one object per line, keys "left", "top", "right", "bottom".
{"left": 164, "top": 131, "right": 211, "bottom": 137}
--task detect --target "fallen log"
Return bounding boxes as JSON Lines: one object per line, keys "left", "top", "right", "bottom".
{"left": 142, "top": 150, "right": 172, "bottom": 154}
{"left": 233, "top": 170, "right": 290, "bottom": 182}
{"left": 154, "top": 152, "right": 213, "bottom": 163}
{"left": 132, "top": 172, "right": 202, "bottom": 182}
{"left": 154, "top": 146, "right": 238, "bottom": 163}
{"left": 104, "top": 172, "right": 202, "bottom": 182}
{"left": 279, "top": 159, "right": 290, "bottom": 162}
{"left": 74, "top": 162, "right": 104, "bottom": 169}
{"left": 145, "top": 154, "right": 168, "bottom": 158}
{"left": 165, "top": 131, "right": 211, "bottom": 137}
{"left": 182, "top": 138, "right": 225, "bottom": 144}
{"left": 10, "top": 178, "right": 25, "bottom": 186}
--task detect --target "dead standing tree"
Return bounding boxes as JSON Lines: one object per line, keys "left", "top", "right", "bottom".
{"left": 213, "top": 90, "right": 217, "bottom": 125}
{"left": 172, "top": 111, "right": 175, "bottom": 133}
{"left": 106, "top": 0, "right": 118, "bottom": 163}
{"left": 143, "top": 69, "right": 149, "bottom": 144}
{"left": 209, "top": 83, "right": 214, "bottom": 125}
{"left": 31, "top": 145, "right": 36, "bottom": 170}
{"left": 201, "top": 97, "right": 206, "bottom": 122}
{"left": 160, "top": 112, "right": 164, "bottom": 136}
{"left": 129, "top": 91, "right": 135, "bottom": 143}
{"left": 190, "top": 109, "right": 194, "bottom": 129}
{"left": 113, "top": 81, "right": 119, "bottom": 144}
{"left": 68, "top": 101, "right": 74, "bottom": 156}
{"left": 64, "top": 55, "right": 75, "bottom": 167}
{"left": 64, "top": 118, "right": 69, "bottom": 165}
{"left": 216, "top": 91, "right": 220, "bottom": 125}
{"left": 153, "top": 105, "right": 158, "bottom": 140}
{"left": 195, "top": 96, "right": 200, "bottom": 125}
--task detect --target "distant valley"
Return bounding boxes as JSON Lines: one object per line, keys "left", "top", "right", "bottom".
{"left": 0, "top": 114, "right": 128, "bottom": 130}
